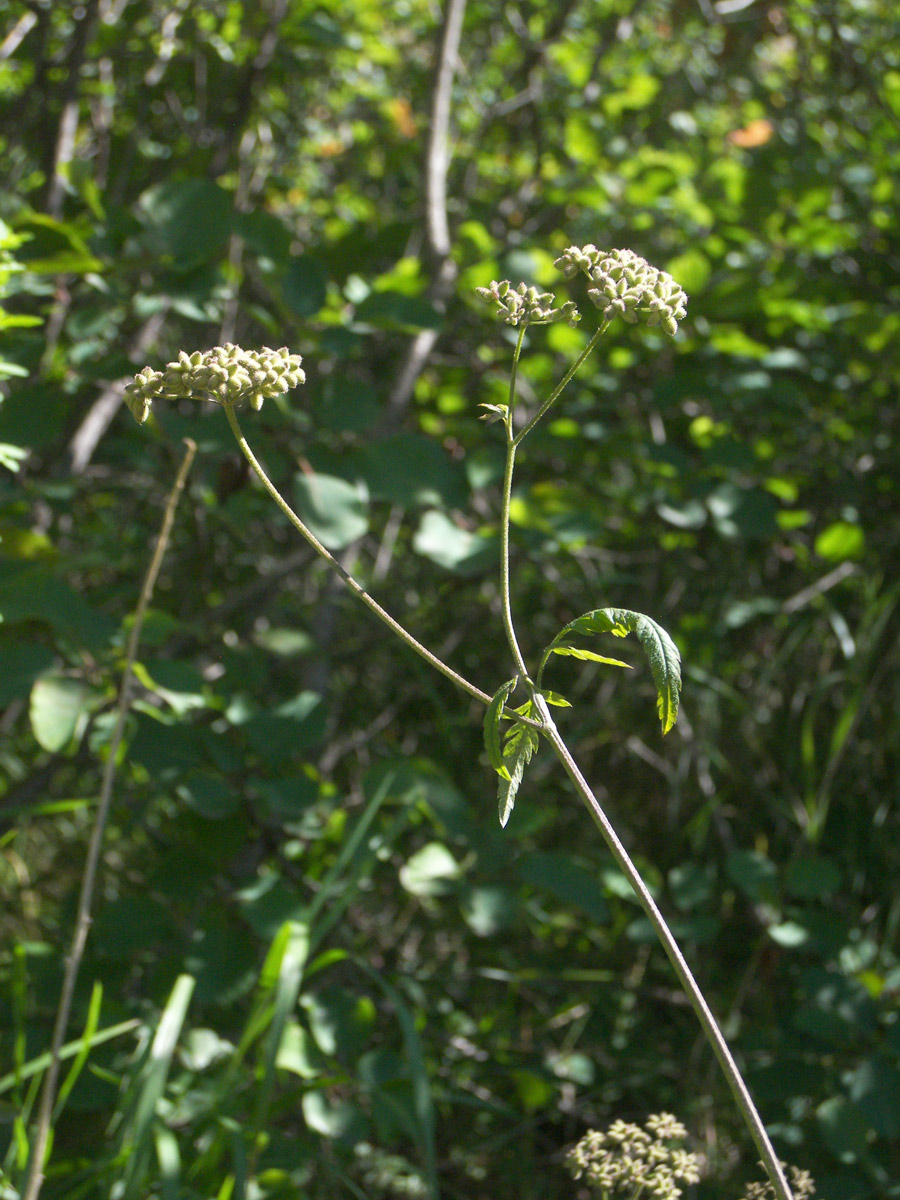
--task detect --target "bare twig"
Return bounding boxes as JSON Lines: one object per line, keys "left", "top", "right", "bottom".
{"left": 0, "top": 10, "right": 37, "bottom": 60}
{"left": 22, "top": 440, "right": 197, "bottom": 1200}
{"left": 45, "top": 0, "right": 101, "bottom": 218}
{"left": 378, "top": 0, "right": 466, "bottom": 433}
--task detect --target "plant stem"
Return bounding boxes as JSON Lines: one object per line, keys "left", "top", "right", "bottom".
{"left": 499, "top": 435, "right": 530, "bottom": 681}
{"left": 531, "top": 693, "right": 795, "bottom": 1200}
{"left": 512, "top": 322, "right": 607, "bottom": 447}
{"left": 223, "top": 403, "right": 500, "bottom": 713}
{"left": 499, "top": 330, "right": 791, "bottom": 1197}
{"left": 22, "top": 439, "right": 197, "bottom": 1200}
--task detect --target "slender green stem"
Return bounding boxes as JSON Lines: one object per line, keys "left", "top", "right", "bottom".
{"left": 531, "top": 693, "right": 794, "bottom": 1200}
{"left": 507, "top": 323, "right": 526, "bottom": 417}
{"left": 512, "top": 322, "right": 608, "bottom": 447}
{"left": 499, "top": 434, "right": 530, "bottom": 681}
{"left": 223, "top": 402, "right": 515, "bottom": 716}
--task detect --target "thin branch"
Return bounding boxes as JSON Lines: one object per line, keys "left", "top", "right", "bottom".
{"left": 45, "top": 0, "right": 101, "bottom": 218}
{"left": 22, "top": 440, "right": 197, "bottom": 1200}
{"left": 378, "top": 0, "right": 467, "bottom": 433}
{"left": 0, "top": 10, "right": 37, "bottom": 60}
{"left": 425, "top": 0, "right": 466, "bottom": 258}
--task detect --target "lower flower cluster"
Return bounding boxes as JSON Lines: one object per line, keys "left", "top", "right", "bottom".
{"left": 566, "top": 1113, "right": 701, "bottom": 1199}
{"left": 123, "top": 343, "right": 305, "bottom": 424}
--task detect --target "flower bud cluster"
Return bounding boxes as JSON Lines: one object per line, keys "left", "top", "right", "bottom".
{"left": 554, "top": 244, "right": 688, "bottom": 335}
{"left": 566, "top": 1113, "right": 701, "bottom": 1199}
{"left": 475, "top": 280, "right": 580, "bottom": 327}
{"left": 123, "top": 344, "right": 305, "bottom": 424}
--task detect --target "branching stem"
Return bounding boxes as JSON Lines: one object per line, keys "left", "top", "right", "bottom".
{"left": 223, "top": 403, "right": 534, "bottom": 720}
{"left": 497, "top": 333, "right": 793, "bottom": 1200}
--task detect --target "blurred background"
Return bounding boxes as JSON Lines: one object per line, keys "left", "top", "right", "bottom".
{"left": 0, "top": 1, "right": 898, "bottom": 1196}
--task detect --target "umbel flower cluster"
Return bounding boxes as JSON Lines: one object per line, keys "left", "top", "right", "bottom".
{"left": 566, "top": 1113, "right": 701, "bottom": 1199}
{"left": 474, "top": 279, "right": 580, "bottom": 327}
{"left": 555, "top": 244, "right": 688, "bottom": 335}
{"left": 123, "top": 344, "right": 305, "bottom": 424}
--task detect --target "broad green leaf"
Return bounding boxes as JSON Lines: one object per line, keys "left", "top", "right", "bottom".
{"left": 484, "top": 677, "right": 518, "bottom": 780}
{"left": 399, "top": 842, "right": 461, "bottom": 897}
{"left": 517, "top": 853, "right": 610, "bottom": 924}
{"left": 0, "top": 641, "right": 54, "bottom": 705}
{"left": 412, "top": 510, "right": 496, "bottom": 575}
{"left": 539, "top": 689, "right": 571, "bottom": 708}
{"left": 815, "top": 520, "right": 865, "bottom": 561}
{"left": 29, "top": 675, "right": 92, "bottom": 751}
{"left": 138, "top": 180, "right": 232, "bottom": 269}
{"left": 281, "top": 254, "right": 328, "bottom": 317}
{"left": 358, "top": 432, "right": 468, "bottom": 508}
{"left": 293, "top": 472, "right": 369, "bottom": 550}
{"left": 301, "top": 1090, "right": 368, "bottom": 1142}
{"left": 354, "top": 290, "right": 442, "bottom": 330}
{"left": 460, "top": 884, "right": 518, "bottom": 937}
{"left": 498, "top": 721, "right": 540, "bottom": 829}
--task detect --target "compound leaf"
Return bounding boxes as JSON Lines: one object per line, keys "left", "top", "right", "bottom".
{"left": 541, "top": 608, "right": 681, "bottom": 734}
{"left": 484, "top": 677, "right": 518, "bottom": 781}
{"left": 498, "top": 713, "right": 540, "bottom": 829}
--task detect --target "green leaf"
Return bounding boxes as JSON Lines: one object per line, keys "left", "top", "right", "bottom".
{"left": 354, "top": 290, "right": 442, "bottom": 331}
{"left": 358, "top": 433, "right": 468, "bottom": 508}
{"left": 29, "top": 675, "right": 92, "bottom": 752}
{"left": 539, "top": 690, "right": 571, "bottom": 708}
{"left": 412, "top": 510, "right": 497, "bottom": 575}
{"left": 138, "top": 179, "right": 232, "bottom": 269}
{"left": 293, "top": 472, "right": 369, "bottom": 550}
{"left": 399, "top": 842, "right": 461, "bottom": 897}
{"left": 549, "top": 646, "right": 631, "bottom": 669}
{"left": 498, "top": 720, "right": 540, "bottom": 829}
{"left": 281, "top": 254, "right": 328, "bottom": 317}
{"left": 541, "top": 608, "right": 681, "bottom": 734}
{"left": 484, "top": 678, "right": 518, "bottom": 781}
{"left": 815, "top": 520, "right": 865, "bottom": 562}
{"left": 0, "top": 641, "right": 54, "bottom": 705}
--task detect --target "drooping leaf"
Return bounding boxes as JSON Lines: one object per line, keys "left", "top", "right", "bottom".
{"left": 484, "top": 677, "right": 517, "bottom": 781}
{"left": 498, "top": 717, "right": 540, "bottom": 829}
{"left": 540, "top": 607, "right": 681, "bottom": 734}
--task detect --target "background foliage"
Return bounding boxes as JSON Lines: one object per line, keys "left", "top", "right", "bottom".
{"left": 1, "top": 0, "right": 899, "bottom": 1197}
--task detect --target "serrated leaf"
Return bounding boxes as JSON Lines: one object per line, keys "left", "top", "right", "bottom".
{"left": 550, "top": 647, "right": 631, "bottom": 669}
{"left": 484, "top": 677, "right": 518, "bottom": 781}
{"left": 540, "top": 607, "right": 682, "bottom": 734}
{"left": 539, "top": 690, "right": 572, "bottom": 708}
{"left": 498, "top": 724, "right": 540, "bottom": 828}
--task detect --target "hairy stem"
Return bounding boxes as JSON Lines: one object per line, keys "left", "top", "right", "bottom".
{"left": 513, "top": 322, "right": 607, "bottom": 446}
{"left": 499, "top": 327, "right": 530, "bottom": 678}
{"left": 532, "top": 693, "right": 794, "bottom": 1200}
{"left": 224, "top": 403, "right": 495, "bottom": 711}
{"left": 22, "top": 439, "right": 197, "bottom": 1200}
